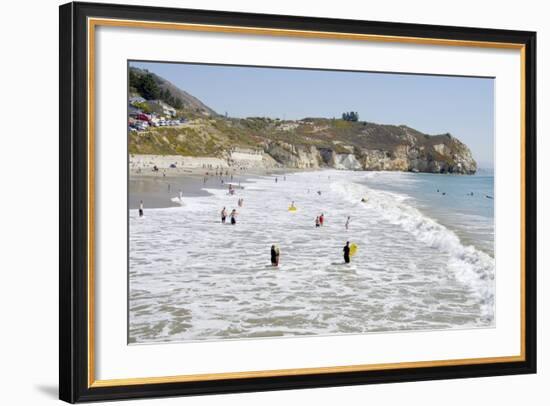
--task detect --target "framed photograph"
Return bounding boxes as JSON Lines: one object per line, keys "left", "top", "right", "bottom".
{"left": 59, "top": 1, "right": 536, "bottom": 403}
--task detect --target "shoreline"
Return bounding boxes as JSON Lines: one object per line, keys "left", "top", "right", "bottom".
{"left": 129, "top": 167, "right": 306, "bottom": 210}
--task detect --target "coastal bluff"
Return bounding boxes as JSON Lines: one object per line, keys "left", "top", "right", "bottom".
{"left": 130, "top": 119, "right": 477, "bottom": 174}
{"left": 128, "top": 67, "right": 477, "bottom": 175}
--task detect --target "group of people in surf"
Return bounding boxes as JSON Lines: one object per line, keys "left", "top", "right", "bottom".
{"left": 220, "top": 207, "right": 238, "bottom": 225}
{"left": 219, "top": 183, "right": 244, "bottom": 224}
{"left": 437, "top": 188, "right": 493, "bottom": 199}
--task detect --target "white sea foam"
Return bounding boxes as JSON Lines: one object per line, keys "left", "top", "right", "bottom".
{"left": 170, "top": 196, "right": 186, "bottom": 206}
{"left": 129, "top": 170, "right": 495, "bottom": 343}
{"left": 330, "top": 179, "right": 494, "bottom": 321}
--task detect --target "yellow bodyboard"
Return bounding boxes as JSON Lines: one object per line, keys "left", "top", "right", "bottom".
{"left": 349, "top": 243, "right": 358, "bottom": 256}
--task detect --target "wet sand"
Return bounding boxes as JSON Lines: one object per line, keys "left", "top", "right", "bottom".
{"left": 129, "top": 168, "right": 294, "bottom": 210}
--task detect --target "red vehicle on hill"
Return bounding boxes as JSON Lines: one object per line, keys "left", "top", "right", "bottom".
{"left": 136, "top": 113, "right": 152, "bottom": 123}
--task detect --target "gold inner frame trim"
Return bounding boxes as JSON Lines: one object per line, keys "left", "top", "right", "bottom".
{"left": 87, "top": 17, "right": 527, "bottom": 388}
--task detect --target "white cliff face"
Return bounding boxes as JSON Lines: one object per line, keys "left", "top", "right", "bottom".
{"left": 295, "top": 146, "right": 322, "bottom": 169}
{"left": 262, "top": 139, "right": 476, "bottom": 174}
{"left": 264, "top": 142, "right": 322, "bottom": 169}
{"left": 433, "top": 143, "right": 451, "bottom": 156}
{"left": 334, "top": 153, "right": 362, "bottom": 170}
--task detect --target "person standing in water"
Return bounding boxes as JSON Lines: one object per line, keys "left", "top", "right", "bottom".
{"left": 271, "top": 245, "right": 278, "bottom": 267}
{"left": 139, "top": 200, "right": 144, "bottom": 217}
{"left": 290, "top": 201, "right": 296, "bottom": 210}
{"left": 319, "top": 213, "right": 325, "bottom": 226}
{"left": 345, "top": 216, "right": 351, "bottom": 230}
{"left": 343, "top": 241, "right": 351, "bottom": 264}
{"left": 221, "top": 207, "right": 227, "bottom": 224}
{"left": 230, "top": 209, "right": 237, "bottom": 225}
{"left": 315, "top": 216, "right": 320, "bottom": 227}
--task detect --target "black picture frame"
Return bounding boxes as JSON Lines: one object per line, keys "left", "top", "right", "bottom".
{"left": 59, "top": 1, "right": 537, "bottom": 403}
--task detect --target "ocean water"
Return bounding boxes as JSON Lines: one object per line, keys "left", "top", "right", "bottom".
{"left": 129, "top": 169, "right": 495, "bottom": 344}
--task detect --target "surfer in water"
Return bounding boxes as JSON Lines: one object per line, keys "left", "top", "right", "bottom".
{"left": 290, "top": 201, "right": 296, "bottom": 210}
{"left": 315, "top": 216, "right": 320, "bottom": 228}
{"left": 343, "top": 241, "right": 351, "bottom": 264}
{"left": 345, "top": 216, "right": 351, "bottom": 230}
{"left": 139, "top": 200, "right": 144, "bottom": 217}
{"left": 230, "top": 209, "right": 237, "bottom": 225}
{"left": 221, "top": 207, "right": 227, "bottom": 224}
{"left": 319, "top": 213, "right": 325, "bottom": 226}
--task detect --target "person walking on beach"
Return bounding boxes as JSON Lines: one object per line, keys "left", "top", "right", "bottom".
{"left": 319, "top": 213, "right": 325, "bottom": 226}
{"left": 315, "top": 216, "right": 320, "bottom": 228}
{"left": 343, "top": 241, "right": 351, "bottom": 264}
{"left": 230, "top": 209, "right": 237, "bottom": 225}
{"left": 221, "top": 207, "right": 227, "bottom": 224}
{"left": 139, "top": 200, "right": 144, "bottom": 217}
{"left": 345, "top": 216, "right": 351, "bottom": 230}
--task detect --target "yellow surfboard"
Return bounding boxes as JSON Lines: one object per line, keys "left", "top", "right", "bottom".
{"left": 288, "top": 206, "right": 297, "bottom": 212}
{"left": 350, "top": 243, "right": 358, "bottom": 256}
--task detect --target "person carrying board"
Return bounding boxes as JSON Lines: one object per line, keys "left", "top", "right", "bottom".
{"left": 343, "top": 241, "right": 351, "bottom": 264}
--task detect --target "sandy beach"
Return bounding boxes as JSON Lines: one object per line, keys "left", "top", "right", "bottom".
{"left": 129, "top": 154, "right": 304, "bottom": 209}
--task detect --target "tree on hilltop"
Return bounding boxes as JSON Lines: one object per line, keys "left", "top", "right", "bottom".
{"left": 342, "top": 111, "right": 359, "bottom": 122}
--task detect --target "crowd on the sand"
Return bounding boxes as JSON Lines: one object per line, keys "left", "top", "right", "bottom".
{"left": 136, "top": 172, "right": 356, "bottom": 267}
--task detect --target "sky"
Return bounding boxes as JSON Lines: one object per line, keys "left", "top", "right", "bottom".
{"left": 131, "top": 61, "right": 495, "bottom": 167}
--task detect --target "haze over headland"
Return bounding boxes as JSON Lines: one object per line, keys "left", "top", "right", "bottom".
{"left": 131, "top": 61, "right": 494, "bottom": 168}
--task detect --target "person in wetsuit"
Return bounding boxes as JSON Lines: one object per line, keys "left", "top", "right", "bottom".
{"left": 271, "top": 245, "right": 280, "bottom": 267}
{"left": 343, "top": 241, "right": 351, "bottom": 264}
